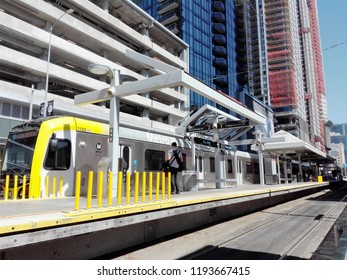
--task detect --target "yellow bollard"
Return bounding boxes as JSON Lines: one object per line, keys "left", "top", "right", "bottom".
{"left": 45, "top": 175, "right": 49, "bottom": 198}
{"left": 126, "top": 172, "right": 131, "bottom": 204}
{"left": 59, "top": 176, "right": 63, "bottom": 197}
{"left": 168, "top": 172, "right": 171, "bottom": 199}
{"left": 87, "top": 171, "right": 93, "bottom": 209}
{"left": 97, "top": 171, "right": 103, "bottom": 208}
{"left": 52, "top": 176, "right": 57, "bottom": 197}
{"left": 149, "top": 172, "right": 153, "bottom": 202}
{"left": 75, "top": 171, "right": 81, "bottom": 210}
{"left": 22, "top": 175, "right": 27, "bottom": 199}
{"left": 155, "top": 172, "right": 160, "bottom": 201}
{"left": 134, "top": 172, "right": 139, "bottom": 203}
{"left": 28, "top": 175, "right": 33, "bottom": 199}
{"left": 161, "top": 172, "right": 165, "bottom": 200}
{"left": 108, "top": 171, "right": 113, "bottom": 207}
{"left": 13, "top": 175, "right": 18, "bottom": 200}
{"left": 142, "top": 172, "right": 146, "bottom": 202}
{"left": 4, "top": 175, "right": 9, "bottom": 200}
{"left": 117, "top": 171, "right": 122, "bottom": 205}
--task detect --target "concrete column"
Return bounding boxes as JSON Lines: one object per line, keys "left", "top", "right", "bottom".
{"left": 234, "top": 151, "right": 239, "bottom": 187}
{"left": 191, "top": 136, "right": 196, "bottom": 171}
{"left": 297, "top": 152, "right": 303, "bottom": 182}
{"left": 277, "top": 155, "right": 281, "bottom": 184}
{"left": 283, "top": 154, "right": 288, "bottom": 184}
{"left": 140, "top": 69, "right": 150, "bottom": 119}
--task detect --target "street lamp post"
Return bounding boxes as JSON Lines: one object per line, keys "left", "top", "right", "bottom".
{"left": 253, "top": 131, "right": 265, "bottom": 186}
{"left": 43, "top": 8, "right": 74, "bottom": 117}
{"left": 88, "top": 64, "right": 120, "bottom": 194}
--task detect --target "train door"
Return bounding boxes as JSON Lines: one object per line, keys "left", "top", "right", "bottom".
{"left": 237, "top": 159, "right": 244, "bottom": 185}
{"left": 75, "top": 132, "right": 108, "bottom": 196}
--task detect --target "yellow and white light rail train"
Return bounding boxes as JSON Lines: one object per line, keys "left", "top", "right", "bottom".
{"left": 0, "top": 116, "right": 260, "bottom": 198}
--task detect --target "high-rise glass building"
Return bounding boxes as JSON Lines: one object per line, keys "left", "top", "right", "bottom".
{"left": 133, "top": 0, "right": 329, "bottom": 153}
{"left": 264, "top": 0, "right": 328, "bottom": 152}
{"left": 132, "top": 0, "right": 270, "bottom": 116}
{"left": 331, "top": 123, "right": 347, "bottom": 166}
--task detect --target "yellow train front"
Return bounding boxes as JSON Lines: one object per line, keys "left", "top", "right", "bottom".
{"left": 0, "top": 116, "right": 109, "bottom": 198}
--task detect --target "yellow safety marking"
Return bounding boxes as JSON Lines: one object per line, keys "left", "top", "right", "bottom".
{"left": 108, "top": 171, "right": 113, "bottom": 207}
{"left": 87, "top": 171, "right": 93, "bottom": 209}
{"left": 134, "top": 172, "right": 139, "bottom": 203}
{"left": 74, "top": 171, "right": 81, "bottom": 211}
{"left": 13, "top": 176, "right": 18, "bottom": 200}
{"left": 117, "top": 171, "right": 122, "bottom": 205}
{"left": 59, "top": 176, "right": 63, "bottom": 197}
{"left": 97, "top": 171, "right": 103, "bottom": 208}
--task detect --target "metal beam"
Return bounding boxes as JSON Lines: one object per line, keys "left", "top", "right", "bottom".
{"left": 125, "top": 49, "right": 180, "bottom": 73}
{"left": 75, "top": 69, "right": 266, "bottom": 126}
{"left": 74, "top": 88, "right": 109, "bottom": 105}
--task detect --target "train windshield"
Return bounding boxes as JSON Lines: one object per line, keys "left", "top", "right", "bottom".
{"left": 1, "top": 130, "right": 39, "bottom": 175}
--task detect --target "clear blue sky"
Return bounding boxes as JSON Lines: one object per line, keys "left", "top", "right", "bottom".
{"left": 317, "top": 0, "right": 347, "bottom": 125}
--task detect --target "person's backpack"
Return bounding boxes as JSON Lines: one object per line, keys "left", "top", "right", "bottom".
{"left": 173, "top": 150, "right": 184, "bottom": 172}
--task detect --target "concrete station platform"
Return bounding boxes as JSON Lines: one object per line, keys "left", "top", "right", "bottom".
{"left": 0, "top": 181, "right": 331, "bottom": 259}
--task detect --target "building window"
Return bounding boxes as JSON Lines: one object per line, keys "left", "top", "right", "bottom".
{"left": 0, "top": 102, "right": 35, "bottom": 120}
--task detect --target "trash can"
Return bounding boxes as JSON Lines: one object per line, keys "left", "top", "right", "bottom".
{"left": 98, "top": 157, "right": 112, "bottom": 198}
{"left": 182, "top": 170, "right": 198, "bottom": 191}
{"left": 317, "top": 175, "right": 323, "bottom": 182}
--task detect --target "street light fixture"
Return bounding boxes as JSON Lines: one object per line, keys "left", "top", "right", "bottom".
{"left": 253, "top": 130, "right": 265, "bottom": 186}
{"left": 89, "top": 64, "right": 120, "bottom": 194}
{"left": 43, "top": 8, "right": 74, "bottom": 117}
{"left": 88, "top": 64, "right": 138, "bottom": 195}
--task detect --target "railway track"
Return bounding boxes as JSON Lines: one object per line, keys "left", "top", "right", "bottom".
{"left": 112, "top": 184, "right": 347, "bottom": 260}
{"left": 187, "top": 186, "right": 347, "bottom": 260}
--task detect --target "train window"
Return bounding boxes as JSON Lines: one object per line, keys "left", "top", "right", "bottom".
{"left": 145, "top": 149, "right": 165, "bottom": 171}
{"left": 254, "top": 162, "right": 259, "bottom": 174}
{"left": 227, "top": 159, "right": 233, "bottom": 173}
{"left": 44, "top": 139, "right": 71, "bottom": 170}
{"left": 209, "top": 157, "right": 215, "bottom": 173}
{"left": 246, "top": 162, "right": 253, "bottom": 173}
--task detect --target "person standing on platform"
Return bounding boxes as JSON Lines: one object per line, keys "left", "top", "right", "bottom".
{"left": 167, "top": 142, "right": 183, "bottom": 194}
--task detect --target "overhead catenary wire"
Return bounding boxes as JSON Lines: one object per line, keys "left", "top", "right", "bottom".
{"left": 323, "top": 40, "right": 347, "bottom": 51}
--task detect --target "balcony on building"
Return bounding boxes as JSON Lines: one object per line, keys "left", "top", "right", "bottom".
{"left": 159, "top": 10, "right": 179, "bottom": 26}
{"left": 212, "top": 12, "right": 226, "bottom": 23}
{"left": 213, "top": 75, "right": 228, "bottom": 86}
{"left": 213, "top": 23, "right": 226, "bottom": 34}
{"left": 213, "top": 58, "right": 227, "bottom": 69}
{"left": 166, "top": 23, "right": 179, "bottom": 34}
{"left": 157, "top": 0, "right": 180, "bottom": 15}
{"left": 212, "top": 1, "right": 225, "bottom": 12}
{"left": 213, "top": 46, "right": 227, "bottom": 57}
{"left": 213, "top": 34, "right": 227, "bottom": 46}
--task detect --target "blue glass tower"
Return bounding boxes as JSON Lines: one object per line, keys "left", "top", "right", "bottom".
{"left": 132, "top": 1, "right": 243, "bottom": 111}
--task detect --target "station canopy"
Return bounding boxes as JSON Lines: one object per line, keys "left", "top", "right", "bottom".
{"left": 260, "top": 130, "right": 334, "bottom": 163}
{"left": 176, "top": 104, "right": 254, "bottom": 146}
